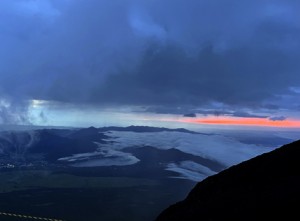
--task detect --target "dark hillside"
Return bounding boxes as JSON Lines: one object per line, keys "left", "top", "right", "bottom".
{"left": 156, "top": 140, "right": 300, "bottom": 221}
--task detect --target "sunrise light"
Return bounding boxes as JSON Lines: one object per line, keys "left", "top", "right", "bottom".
{"left": 179, "top": 116, "right": 300, "bottom": 128}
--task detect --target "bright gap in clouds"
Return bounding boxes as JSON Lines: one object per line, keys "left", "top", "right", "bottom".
{"left": 28, "top": 100, "right": 300, "bottom": 130}
{"left": 180, "top": 117, "right": 300, "bottom": 128}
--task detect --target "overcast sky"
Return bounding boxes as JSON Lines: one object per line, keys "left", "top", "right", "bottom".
{"left": 0, "top": 0, "right": 300, "bottom": 127}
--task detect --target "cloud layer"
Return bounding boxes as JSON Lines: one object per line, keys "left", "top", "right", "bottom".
{"left": 101, "top": 131, "right": 272, "bottom": 166}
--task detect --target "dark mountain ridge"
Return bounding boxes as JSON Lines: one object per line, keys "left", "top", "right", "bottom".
{"left": 0, "top": 127, "right": 224, "bottom": 180}
{"left": 124, "top": 146, "right": 224, "bottom": 172}
{"left": 97, "top": 125, "right": 202, "bottom": 134}
{"left": 156, "top": 140, "right": 300, "bottom": 220}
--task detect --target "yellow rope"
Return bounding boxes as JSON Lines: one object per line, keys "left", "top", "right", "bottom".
{"left": 0, "top": 212, "right": 65, "bottom": 221}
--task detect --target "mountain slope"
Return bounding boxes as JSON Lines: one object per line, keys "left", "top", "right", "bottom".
{"left": 156, "top": 140, "right": 300, "bottom": 221}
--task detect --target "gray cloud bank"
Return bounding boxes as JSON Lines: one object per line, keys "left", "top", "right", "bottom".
{"left": 1, "top": 0, "right": 300, "bottom": 122}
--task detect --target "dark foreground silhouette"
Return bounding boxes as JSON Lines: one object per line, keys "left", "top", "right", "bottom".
{"left": 156, "top": 140, "right": 300, "bottom": 221}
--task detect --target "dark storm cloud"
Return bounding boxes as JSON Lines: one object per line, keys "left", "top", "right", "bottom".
{"left": 183, "top": 113, "right": 197, "bottom": 118}
{"left": 0, "top": 0, "right": 300, "bottom": 120}
{"left": 269, "top": 116, "right": 287, "bottom": 121}
{"left": 144, "top": 106, "right": 268, "bottom": 119}
{"left": 0, "top": 99, "right": 31, "bottom": 124}
{"left": 97, "top": 44, "right": 300, "bottom": 106}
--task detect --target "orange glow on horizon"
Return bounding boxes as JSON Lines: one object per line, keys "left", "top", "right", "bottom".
{"left": 178, "top": 116, "right": 300, "bottom": 128}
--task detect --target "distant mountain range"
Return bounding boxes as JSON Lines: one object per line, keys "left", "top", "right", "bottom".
{"left": 0, "top": 125, "right": 297, "bottom": 221}
{"left": 156, "top": 140, "right": 300, "bottom": 220}
{"left": 0, "top": 126, "right": 275, "bottom": 181}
